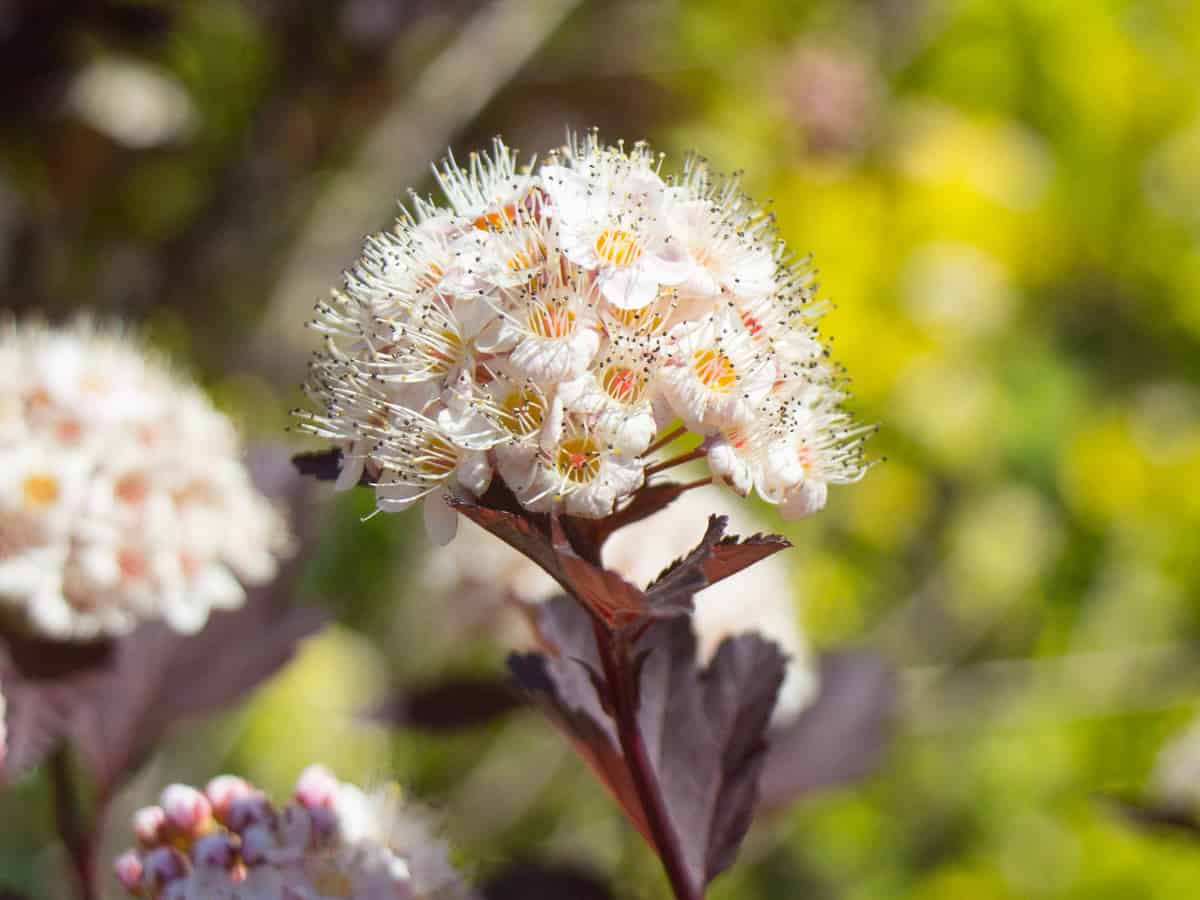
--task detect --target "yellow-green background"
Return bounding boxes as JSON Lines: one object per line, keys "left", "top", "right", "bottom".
{"left": 3, "top": 0, "right": 1200, "bottom": 896}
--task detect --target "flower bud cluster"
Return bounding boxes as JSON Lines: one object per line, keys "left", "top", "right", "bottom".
{"left": 299, "top": 133, "right": 871, "bottom": 543}
{"left": 0, "top": 320, "right": 290, "bottom": 640}
{"left": 114, "top": 766, "right": 464, "bottom": 899}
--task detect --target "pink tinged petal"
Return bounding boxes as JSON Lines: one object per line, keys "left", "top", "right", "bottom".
{"left": 206, "top": 775, "right": 254, "bottom": 822}
{"left": 599, "top": 266, "right": 659, "bottom": 310}
{"left": 779, "top": 480, "right": 828, "bottom": 520}
{"left": 114, "top": 851, "right": 144, "bottom": 891}
{"left": 423, "top": 489, "right": 458, "bottom": 545}
{"left": 133, "top": 805, "right": 167, "bottom": 846}
{"left": 294, "top": 764, "right": 339, "bottom": 809}
{"left": 161, "top": 783, "right": 212, "bottom": 836}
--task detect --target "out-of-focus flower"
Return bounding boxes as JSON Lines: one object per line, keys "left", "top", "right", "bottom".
{"left": 0, "top": 320, "right": 290, "bottom": 641}
{"left": 779, "top": 42, "right": 883, "bottom": 156}
{"left": 297, "top": 133, "right": 871, "bottom": 544}
{"left": 114, "top": 766, "right": 467, "bottom": 899}
{"left": 421, "top": 485, "right": 817, "bottom": 724}
{"left": 67, "top": 57, "right": 196, "bottom": 149}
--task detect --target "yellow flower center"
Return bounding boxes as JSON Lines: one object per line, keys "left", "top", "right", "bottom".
{"left": 601, "top": 365, "right": 645, "bottom": 404}
{"left": 22, "top": 473, "right": 59, "bottom": 508}
{"left": 692, "top": 348, "right": 737, "bottom": 393}
{"left": 419, "top": 436, "right": 458, "bottom": 476}
{"left": 556, "top": 436, "right": 602, "bottom": 485}
{"left": 528, "top": 302, "right": 575, "bottom": 339}
{"left": 498, "top": 389, "right": 547, "bottom": 436}
{"left": 594, "top": 229, "right": 642, "bottom": 267}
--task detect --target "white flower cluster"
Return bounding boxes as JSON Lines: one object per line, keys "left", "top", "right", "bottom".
{"left": 0, "top": 321, "right": 289, "bottom": 640}
{"left": 421, "top": 485, "right": 817, "bottom": 725}
{"left": 114, "top": 766, "right": 465, "bottom": 900}
{"left": 300, "top": 133, "right": 871, "bottom": 544}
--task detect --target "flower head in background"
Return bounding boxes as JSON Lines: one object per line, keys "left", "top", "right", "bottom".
{"left": 0, "top": 320, "right": 290, "bottom": 641}
{"left": 114, "top": 766, "right": 466, "bottom": 899}
{"left": 298, "top": 133, "right": 872, "bottom": 544}
{"left": 421, "top": 484, "right": 817, "bottom": 725}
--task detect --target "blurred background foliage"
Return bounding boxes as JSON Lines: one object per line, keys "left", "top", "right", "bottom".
{"left": 3, "top": 0, "right": 1200, "bottom": 896}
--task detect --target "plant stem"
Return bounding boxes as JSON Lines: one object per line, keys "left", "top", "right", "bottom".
{"left": 643, "top": 424, "right": 687, "bottom": 457}
{"left": 645, "top": 447, "right": 707, "bottom": 477}
{"left": 591, "top": 620, "right": 702, "bottom": 900}
{"left": 49, "top": 746, "right": 98, "bottom": 900}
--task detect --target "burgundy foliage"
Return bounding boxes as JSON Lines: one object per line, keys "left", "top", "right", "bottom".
{"left": 0, "top": 447, "right": 325, "bottom": 795}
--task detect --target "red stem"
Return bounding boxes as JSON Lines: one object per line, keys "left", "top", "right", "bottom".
{"left": 591, "top": 619, "right": 702, "bottom": 900}
{"left": 645, "top": 446, "right": 707, "bottom": 477}
{"left": 643, "top": 424, "right": 687, "bottom": 457}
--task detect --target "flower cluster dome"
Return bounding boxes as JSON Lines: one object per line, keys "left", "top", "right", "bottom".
{"left": 299, "top": 133, "right": 871, "bottom": 543}
{"left": 114, "top": 766, "right": 465, "bottom": 900}
{"left": 0, "top": 320, "right": 289, "bottom": 640}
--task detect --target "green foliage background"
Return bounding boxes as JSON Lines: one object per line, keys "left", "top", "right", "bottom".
{"left": 3, "top": 0, "right": 1200, "bottom": 896}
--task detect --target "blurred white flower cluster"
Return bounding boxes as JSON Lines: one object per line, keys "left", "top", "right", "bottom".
{"left": 422, "top": 485, "right": 817, "bottom": 724}
{"left": 299, "top": 133, "right": 870, "bottom": 544}
{"left": 0, "top": 321, "right": 289, "bottom": 641}
{"left": 114, "top": 766, "right": 465, "bottom": 900}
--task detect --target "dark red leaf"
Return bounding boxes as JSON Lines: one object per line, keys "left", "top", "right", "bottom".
{"left": 509, "top": 596, "right": 786, "bottom": 892}
{"left": 370, "top": 675, "right": 525, "bottom": 732}
{"left": 560, "top": 480, "right": 692, "bottom": 563}
{"left": 291, "top": 447, "right": 345, "bottom": 481}
{"left": 0, "top": 445, "right": 326, "bottom": 793}
{"left": 482, "top": 860, "right": 615, "bottom": 900}
{"left": 449, "top": 492, "right": 647, "bottom": 627}
{"left": 758, "top": 651, "right": 896, "bottom": 810}
{"left": 643, "top": 517, "right": 792, "bottom": 618}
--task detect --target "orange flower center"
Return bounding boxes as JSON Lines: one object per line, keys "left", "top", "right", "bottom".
{"left": 528, "top": 303, "right": 575, "bottom": 339}
{"left": 692, "top": 348, "right": 737, "bottom": 392}
{"left": 22, "top": 473, "right": 59, "bottom": 508}
{"left": 594, "top": 229, "right": 642, "bottom": 267}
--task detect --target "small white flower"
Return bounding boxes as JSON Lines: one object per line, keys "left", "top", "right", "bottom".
{"left": 657, "top": 311, "right": 776, "bottom": 432}
{"left": 541, "top": 136, "right": 689, "bottom": 309}
{"left": 497, "top": 415, "right": 644, "bottom": 518}
{"left": 0, "top": 320, "right": 290, "bottom": 641}
{"left": 755, "top": 383, "right": 873, "bottom": 519}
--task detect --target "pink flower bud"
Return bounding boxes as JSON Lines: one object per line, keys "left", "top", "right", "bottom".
{"left": 161, "top": 784, "right": 212, "bottom": 836}
{"left": 294, "top": 764, "right": 339, "bottom": 809}
{"left": 141, "top": 846, "right": 187, "bottom": 887}
{"left": 132, "top": 806, "right": 167, "bottom": 847}
{"left": 113, "top": 850, "right": 143, "bottom": 891}
{"left": 224, "top": 791, "right": 275, "bottom": 833}
{"left": 239, "top": 824, "right": 276, "bottom": 866}
{"left": 192, "top": 832, "right": 235, "bottom": 869}
{"left": 205, "top": 774, "right": 254, "bottom": 822}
